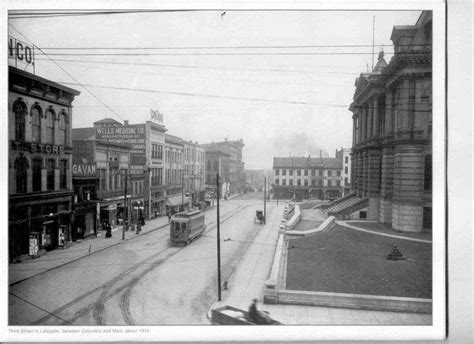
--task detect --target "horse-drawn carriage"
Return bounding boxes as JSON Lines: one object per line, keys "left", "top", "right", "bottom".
{"left": 254, "top": 210, "right": 264, "bottom": 224}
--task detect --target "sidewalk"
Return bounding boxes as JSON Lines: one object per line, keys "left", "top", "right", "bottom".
{"left": 8, "top": 215, "right": 170, "bottom": 285}
{"left": 209, "top": 204, "right": 432, "bottom": 325}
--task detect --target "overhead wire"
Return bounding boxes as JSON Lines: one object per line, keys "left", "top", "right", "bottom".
{"left": 8, "top": 24, "right": 125, "bottom": 123}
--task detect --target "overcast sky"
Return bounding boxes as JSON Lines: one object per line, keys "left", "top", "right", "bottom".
{"left": 8, "top": 10, "right": 421, "bottom": 169}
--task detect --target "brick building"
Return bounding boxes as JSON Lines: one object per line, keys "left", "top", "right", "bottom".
{"left": 203, "top": 138, "right": 245, "bottom": 197}
{"left": 8, "top": 66, "right": 80, "bottom": 260}
{"left": 272, "top": 155, "right": 344, "bottom": 200}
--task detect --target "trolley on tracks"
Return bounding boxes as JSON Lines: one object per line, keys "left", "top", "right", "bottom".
{"left": 169, "top": 210, "right": 206, "bottom": 246}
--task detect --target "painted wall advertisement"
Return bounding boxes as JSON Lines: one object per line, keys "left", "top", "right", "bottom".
{"left": 72, "top": 141, "right": 97, "bottom": 177}
{"left": 95, "top": 123, "right": 146, "bottom": 165}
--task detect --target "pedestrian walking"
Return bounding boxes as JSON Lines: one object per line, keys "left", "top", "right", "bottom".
{"left": 168, "top": 212, "right": 171, "bottom": 223}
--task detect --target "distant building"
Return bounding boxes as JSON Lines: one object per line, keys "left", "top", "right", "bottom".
{"left": 183, "top": 140, "right": 206, "bottom": 203}
{"left": 205, "top": 149, "right": 231, "bottom": 198}
{"left": 164, "top": 134, "right": 185, "bottom": 213}
{"left": 202, "top": 138, "right": 245, "bottom": 196}
{"left": 8, "top": 66, "right": 80, "bottom": 260}
{"left": 245, "top": 170, "right": 268, "bottom": 191}
{"left": 272, "top": 155, "right": 343, "bottom": 200}
{"left": 349, "top": 11, "right": 432, "bottom": 232}
{"left": 335, "top": 148, "right": 352, "bottom": 196}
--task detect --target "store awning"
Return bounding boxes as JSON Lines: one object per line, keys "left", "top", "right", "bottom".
{"left": 166, "top": 195, "right": 189, "bottom": 206}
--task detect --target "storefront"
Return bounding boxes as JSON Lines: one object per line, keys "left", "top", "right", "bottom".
{"left": 9, "top": 194, "right": 73, "bottom": 260}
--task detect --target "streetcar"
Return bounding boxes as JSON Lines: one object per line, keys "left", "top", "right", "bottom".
{"left": 169, "top": 210, "right": 206, "bottom": 246}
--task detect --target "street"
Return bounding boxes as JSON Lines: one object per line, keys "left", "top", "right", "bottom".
{"left": 9, "top": 195, "right": 274, "bottom": 325}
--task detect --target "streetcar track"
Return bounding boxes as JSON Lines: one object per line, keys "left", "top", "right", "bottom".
{"left": 116, "top": 203, "right": 255, "bottom": 325}
{"left": 22, "top": 202, "right": 257, "bottom": 325}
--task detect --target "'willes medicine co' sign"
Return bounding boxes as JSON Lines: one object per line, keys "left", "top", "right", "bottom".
{"left": 8, "top": 36, "right": 35, "bottom": 72}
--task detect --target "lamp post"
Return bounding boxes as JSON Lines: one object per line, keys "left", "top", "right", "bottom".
{"left": 216, "top": 173, "right": 222, "bottom": 301}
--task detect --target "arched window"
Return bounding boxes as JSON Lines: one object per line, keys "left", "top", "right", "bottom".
{"left": 31, "top": 104, "right": 42, "bottom": 143}
{"left": 13, "top": 98, "right": 27, "bottom": 141}
{"left": 45, "top": 107, "right": 55, "bottom": 144}
{"left": 57, "top": 110, "right": 68, "bottom": 145}
{"left": 14, "top": 154, "right": 29, "bottom": 194}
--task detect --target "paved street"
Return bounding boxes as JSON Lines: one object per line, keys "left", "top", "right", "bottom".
{"left": 9, "top": 197, "right": 269, "bottom": 325}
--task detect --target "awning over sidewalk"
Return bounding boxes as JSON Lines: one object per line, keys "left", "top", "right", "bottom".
{"left": 166, "top": 195, "right": 186, "bottom": 206}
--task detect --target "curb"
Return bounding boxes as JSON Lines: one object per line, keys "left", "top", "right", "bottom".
{"left": 9, "top": 222, "right": 169, "bottom": 286}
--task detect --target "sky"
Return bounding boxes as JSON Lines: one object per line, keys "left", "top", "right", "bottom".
{"left": 8, "top": 9, "right": 421, "bottom": 169}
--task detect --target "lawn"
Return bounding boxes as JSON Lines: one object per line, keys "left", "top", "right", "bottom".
{"left": 286, "top": 225, "right": 432, "bottom": 298}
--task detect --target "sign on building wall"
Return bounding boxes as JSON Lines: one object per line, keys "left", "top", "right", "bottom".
{"left": 95, "top": 123, "right": 146, "bottom": 165}
{"left": 72, "top": 141, "right": 97, "bottom": 177}
{"left": 149, "top": 109, "right": 164, "bottom": 125}
{"left": 8, "top": 36, "right": 35, "bottom": 73}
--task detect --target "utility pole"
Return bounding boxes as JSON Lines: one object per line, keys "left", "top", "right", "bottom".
{"left": 264, "top": 176, "right": 266, "bottom": 225}
{"left": 216, "top": 173, "right": 222, "bottom": 301}
{"left": 181, "top": 169, "right": 184, "bottom": 212}
{"left": 122, "top": 169, "right": 128, "bottom": 240}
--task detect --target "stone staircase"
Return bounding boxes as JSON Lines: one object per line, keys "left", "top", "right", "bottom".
{"left": 321, "top": 193, "right": 368, "bottom": 218}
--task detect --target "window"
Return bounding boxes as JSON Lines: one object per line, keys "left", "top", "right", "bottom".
{"left": 32, "top": 158, "right": 42, "bottom": 192}
{"left": 58, "top": 111, "right": 68, "bottom": 145}
{"left": 304, "top": 170, "right": 308, "bottom": 176}
{"left": 345, "top": 177, "right": 348, "bottom": 185}
{"left": 319, "top": 170, "right": 323, "bottom": 177}
{"left": 96, "top": 169, "right": 105, "bottom": 190}
{"left": 59, "top": 160, "right": 67, "bottom": 189}
{"left": 289, "top": 179, "right": 293, "bottom": 186}
{"left": 318, "top": 179, "right": 323, "bottom": 186}
{"left": 13, "top": 98, "right": 27, "bottom": 141}
{"left": 328, "top": 170, "right": 332, "bottom": 177}
{"left": 337, "top": 171, "right": 341, "bottom": 177}
{"left": 282, "top": 170, "right": 286, "bottom": 176}
{"left": 158, "top": 145, "right": 163, "bottom": 159}
{"left": 289, "top": 170, "right": 293, "bottom": 176}
{"left": 275, "top": 179, "right": 279, "bottom": 185}
{"left": 109, "top": 170, "right": 114, "bottom": 190}
{"left": 47, "top": 159, "right": 55, "bottom": 190}
{"left": 304, "top": 179, "right": 308, "bottom": 186}
{"left": 297, "top": 179, "right": 301, "bottom": 186}
{"left": 213, "top": 161, "right": 218, "bottom": 171}
{"left": 336, "top": 180, "right": 341, "bottom": 187}
{"left": 345, "top": 157, "right": 349, "bottom": 164}
{"left": 424, "top": 154, "right": 432, "bottom": 191}
{"left": 345, "top": 167, "right": 348, "bottom": 174}
{"left": 275, "top": 169, "right": 279, "bottom": 176}
{"left": 31, "top": 105, "right": 42, "bottom": 143}
{"left": 152, "top": 144, "right": 157, "bottom": 158}
{"left": 45, "top": 109, "right": 55, "bottom": 144}
{"left": 15, "top": 155, "right": 29, "bottom": 193}
{"left": 311, "top": 170, "right": 315, "bottom": 176}
{"left": 312, "top": 179, "right": 316, "bottom": 186}
{"left": 157, "top": 168, "right": 162, "bottom": 185}
{"left": 297, "top": 170, "right": 301, "bottom": 176}
{"left": 282, "top": 179, "right": 286, "bottom": 186}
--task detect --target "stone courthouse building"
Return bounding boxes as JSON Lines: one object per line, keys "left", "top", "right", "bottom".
{"left": 348, "top": 11, "right": 432, "bottom": 232}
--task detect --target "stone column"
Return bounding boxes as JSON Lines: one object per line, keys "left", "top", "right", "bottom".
{"left": 367, "top": 101, "right": 373, "bottom": 140}
{"left": 373, "top": 97, "right": 380, "bottom": 139}
{"left": 379, "top": 146, "right": 394, "bottom": 224}
{"left": 362, "top": 151, "right": 368, "bottom": 197}
{"left": 392, "top": 144, "right": 425, "bottom": 232}
{"left": 396, "top": 79, "right": 410, "bottom": 140}
{"left": 352, "top": 115, "right": 357, "bottom": 147}
{"left": 356, "top": 151, "right": 364, "bottom": 197}
{"left": 358, "top": 111, "right": 363, "bottom": 145}
{"left": 385, "top": 90, "right": 393, "bottom": 137}
{"left": 367, "top": 148, "right": 381, "bottom": 219}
